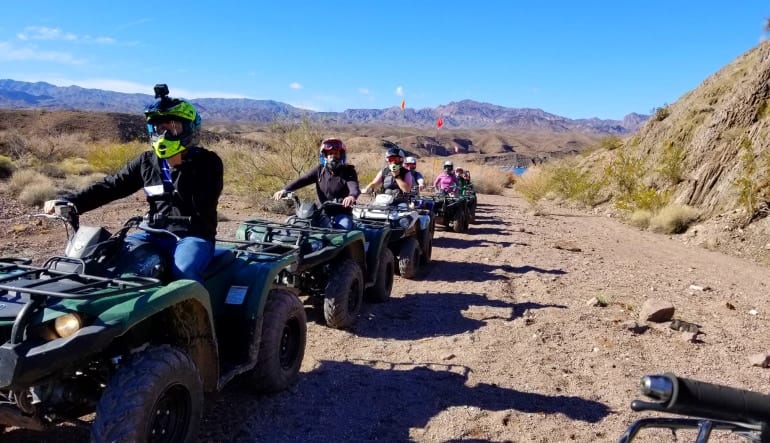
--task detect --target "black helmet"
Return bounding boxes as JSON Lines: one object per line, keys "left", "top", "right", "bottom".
{"left": 385, "top": 147, "right": 405, "bottom": 163}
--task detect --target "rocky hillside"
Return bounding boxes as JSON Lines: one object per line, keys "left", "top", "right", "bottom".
{"left": 609, "top": 39, "right": 770, "bottom": 217}
{"left": 0, "top": 79, "right": 646, "bottom": 133}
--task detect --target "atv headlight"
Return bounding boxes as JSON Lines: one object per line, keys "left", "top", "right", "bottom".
{"left": 399, "top": 217, "right": 412, "bottom": 228}
{"left": 54, "top": 313, "right": 82, "bottom": 338}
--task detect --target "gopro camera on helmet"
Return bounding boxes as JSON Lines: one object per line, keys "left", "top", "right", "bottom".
{"left": 154, "top": 84, "right": 170, "bottom": 99}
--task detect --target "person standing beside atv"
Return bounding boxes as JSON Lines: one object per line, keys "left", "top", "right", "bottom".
{"left": 434, "top": 160, "right": 459, "bottom": 194}
{"left": 272, "top": 138, "right": 360, "bottom": 229}
{"left": 361, "top": 147, "right": 413, "bottom": 197}
{"left": 44, "top": 84, "right": 223, "bottom": 283}
{"left": 404, "top": 156, "right": 425, "bottom": 194}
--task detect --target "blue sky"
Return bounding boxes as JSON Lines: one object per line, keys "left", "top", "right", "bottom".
{"left": 0, "top": 1, "right": 767, "bottom": 120}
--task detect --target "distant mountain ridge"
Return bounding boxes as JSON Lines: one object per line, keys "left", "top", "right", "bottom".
{"left": 0, "top": 79, "right": 646, "bottom": 133}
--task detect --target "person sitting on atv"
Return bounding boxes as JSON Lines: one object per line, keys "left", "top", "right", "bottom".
{"left": 273, "top": 138, "right": 360, "bottom": 230}
{"left": 433, "top": 160, "right": 459, "bottom": 195}
{"left": 404, "top": 156, "right": 425, "bottom": 194}
{"left": 361, "top": 147, "right": 414, "bottom": 198}
{"left": 455, "top": 167, "right": 470, "bottom": 193}
{"left": 44, "top": 84, "right": 223, "bottom": 283}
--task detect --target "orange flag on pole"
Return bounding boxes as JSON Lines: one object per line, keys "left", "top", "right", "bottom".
{"left": 436, "top": 116, "right": 444, "bottom": 129}
{"left": 400, "top": 99, "right": 405, "bottom": 110}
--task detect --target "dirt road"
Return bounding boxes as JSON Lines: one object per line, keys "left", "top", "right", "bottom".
{"left": 4, "top": 190, "right": 770, "bottom": 442}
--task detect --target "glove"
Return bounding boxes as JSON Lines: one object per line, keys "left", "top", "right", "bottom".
{"left": 273, "top": 189, "right": 287, "bottom": 200}
{"left": 389, "top": 164, "right": 401, "bottom": 173}
{"left": 44, "top": 199, "right": 71, "bottom": 215}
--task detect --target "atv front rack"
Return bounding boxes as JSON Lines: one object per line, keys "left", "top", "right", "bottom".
{"left": 0, "top": 259, "right": 163, "bottom": 345}
{"left": 237, "top": 219, "right": 356, "bottom": 270}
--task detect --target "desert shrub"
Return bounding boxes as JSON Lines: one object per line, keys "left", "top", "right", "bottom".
{"left": 616, "top": 187, "right": 670, "bottom": 212}
{"left": 0, "top": 129, "right": 29, "bottom": 159}
{"left": 0, "top": 155, "right": 15, "bottom": 179}
{"left": 218, "top": 119, "right": 323, "bottom": 205}
{"left": 7, "top": 169, "right": 44, "bottom": 195}
{"left": 628, "top": 210, "right": 652, "bottom": 229}
{"left": 604, "top": 146, "right": 646, "bottom": 196}
{"left": 62, "top": 172, "right": 106, "bottom": 192}
{"left": 514, "top": 166, "right": 552, "bottom": 205}
{"left": 597, "top": 135, "right": 624, "bottom": 151}
{"left": 17, "top": 180, "right": 57, "bottom": 206}
{"left": 649, "top": 204, "right": 700, "bottom": 234}
{"left": 59, "top": 157, "right": 94, "bottom": 176}
{"left": 469, "top": 166, "right": 515, "bottom": 195}
{"left": 657, "top": 141, "right": 685, "bottom": 185}
{"left": 653, "top": 104, "right": 670, "bottom": 121}
{"left": 547, "top": 162, "right": 606, "bottom": 207}
{"left": 86, "top": 141, "right": 146, "bottom": 174}
{"left": 27, "top": 133, "right": 90, "bottom": 161}
{"left": 7, "top": 169, "right": 56, "bottom": 203}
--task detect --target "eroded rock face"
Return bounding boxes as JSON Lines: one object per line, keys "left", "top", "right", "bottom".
{"left": 619, "top": 40, "right": 770, "bottom": 216}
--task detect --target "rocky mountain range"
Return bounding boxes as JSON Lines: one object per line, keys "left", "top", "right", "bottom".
{"left": 0, "top": 79, "right": 646, "bottom": 134}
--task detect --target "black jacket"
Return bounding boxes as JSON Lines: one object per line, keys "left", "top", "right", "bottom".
{"left": 285, "top": 164, "right": 360, "bottom": 215}
{"left": 63, "top": 147, "right": 223, "bottom": 241}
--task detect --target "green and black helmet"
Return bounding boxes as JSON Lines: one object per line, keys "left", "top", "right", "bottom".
{"left": 144, "top": 84, "right": 201, "bottom": 158}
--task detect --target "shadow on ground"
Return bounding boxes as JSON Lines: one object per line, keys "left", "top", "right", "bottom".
{"left": 420, "top": 259, "right": 566, "bottom": 283}
{"left": 199, "top": 359, "right": 610, "bottom": 442}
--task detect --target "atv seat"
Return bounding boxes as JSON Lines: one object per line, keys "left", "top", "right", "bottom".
{"left": 203, "top": 248, "right": 236, "bottom": 280}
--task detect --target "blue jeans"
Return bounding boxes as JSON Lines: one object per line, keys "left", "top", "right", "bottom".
{"left": 126, "top": 232, "right": 214, "bottom": 283}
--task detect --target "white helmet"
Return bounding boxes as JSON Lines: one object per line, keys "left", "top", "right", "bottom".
{"left": 404, "top": 156, "right": 417, "bottom": 165}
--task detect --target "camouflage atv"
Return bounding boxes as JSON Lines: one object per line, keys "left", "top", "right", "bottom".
{"left": 236, "top": 193, "right": 394, "bottom": 329}
{"left": 0, "top": 202, "right": 307, "bottom": 442}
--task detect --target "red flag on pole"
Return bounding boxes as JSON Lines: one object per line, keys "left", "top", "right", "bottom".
{"left": 400, "top": 99, "right": 405, "bottom": 110}
{"left": 436, "top": 116, "right": 444, "bottom": 129}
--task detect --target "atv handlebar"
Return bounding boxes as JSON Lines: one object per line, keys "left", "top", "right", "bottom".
{"left": 632, "top": 373, "right": 770, "bottom": 425}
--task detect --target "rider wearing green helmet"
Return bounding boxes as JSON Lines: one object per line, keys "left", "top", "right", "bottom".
{"left": 44, "top": 84, "right": 223, "bottom": 282}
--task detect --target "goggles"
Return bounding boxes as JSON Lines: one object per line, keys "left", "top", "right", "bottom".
{"left": 321, "top": 140, "right": 344, "bottom": 151}
{"left": 148, "top": 120, "right": 183, "bottom": 141}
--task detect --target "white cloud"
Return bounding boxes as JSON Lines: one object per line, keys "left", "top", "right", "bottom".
{"left": 358, "top": 88, "right": 370, "bottom": 95}
{"left": 0, "top": 42, "right": 85, "bottom": 64}
{"left": 17, "top": 26, "right": 115, "bottom": 44}
{"left": 289, "top": 82, "right": 303, "bottom": 90}
{"left": 395, "top": 86, "right": 404, "bottom": 96}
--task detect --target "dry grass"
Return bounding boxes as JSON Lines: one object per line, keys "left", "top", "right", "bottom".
{"left": 8, "top": 169, "right": 57, "bottom": 205}
{"left": 628, "top": 210, "right": 653, "bottom": 229}
{"left": 86, "top": 141, "right": 146, "bottom": 174}
{"left": 513, "top": 166, "right": 552, "bottom": 205}
{"left": 649, "top": 204, "right": 700, "bottom": 234}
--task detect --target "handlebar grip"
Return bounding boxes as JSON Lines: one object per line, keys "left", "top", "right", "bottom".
{"left": 644, "top": 373, "right": 770, "bottom": 424}
{"left": 165, "top": 215, "right": 192, "bottom": 223}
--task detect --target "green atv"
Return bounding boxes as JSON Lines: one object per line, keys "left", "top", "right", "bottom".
{"left": 423, "top": 189, "right": 471, "bottom": 233}
{"left": 0, "top": 202, "right": 307, "bottom": 442}
{"left": 236, "top": 193, "right": 394, "bottom": 329}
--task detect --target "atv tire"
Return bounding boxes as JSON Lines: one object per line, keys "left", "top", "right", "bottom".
{"left": 452, "top": 209, "right": 466, "bottom": 233}
{"left": 419, "top": 227, "right": 433, "bottom": 265}
{"left": 366, "top": 247, "right": 394, "bottom": 303}
{"left": 247, "top": 288, "right": 307, "bottom": 393}
{"left": 92, "top": 345, "right": 203, "bottom": 443}
{"left": 324, "top": 258, "right": 364, "bottom": 329}
{"left": 398, "top": 237, "right": 421, "bottom": 279}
